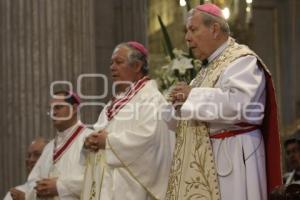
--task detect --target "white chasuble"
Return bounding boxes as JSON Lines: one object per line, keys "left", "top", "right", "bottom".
{"left": 81, "top": 152, "right": 105, "bottom": 200}
{"left": 83, "top": 80, "right": 175, "bottom": 200}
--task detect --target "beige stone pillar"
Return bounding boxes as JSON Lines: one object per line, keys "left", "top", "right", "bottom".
{"left": 0, "top": 0, "right": 96, "bottom": 196}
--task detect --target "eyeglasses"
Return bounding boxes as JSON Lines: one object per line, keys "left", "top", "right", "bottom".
{"left": 46, "top": 103, "right": 72, "bottom": 116}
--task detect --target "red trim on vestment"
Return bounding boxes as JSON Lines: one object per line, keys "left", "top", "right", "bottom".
{"left": 209, "top": 70, "right": 282, "bottom": 196}
{"left": 263, "top": 72, "right": 282, "bottom": 196}
{"left": 106, "top": 77, "right": 150, "bottom": 121}
{"left": 53, "top": 125, "right": 84, "bottom": 163}
{"left": 210, "top": 126, "right": 259, "bottom": 139}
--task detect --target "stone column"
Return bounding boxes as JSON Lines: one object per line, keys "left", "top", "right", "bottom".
{"left": 93, "top": 0, "right": 147, "bottom": 101}
{"left": 0, "top": 0, "right": 96, "bottom": 196}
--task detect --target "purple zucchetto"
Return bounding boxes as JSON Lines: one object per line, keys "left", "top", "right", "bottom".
{"left": 127, "top": 41, "right": 148, "bottom": 57}
{"left": 195, "top": 3, "right": 224, "bottom": 19}
{"left": 68, "top": 91, "right": 81, "bottom": 104}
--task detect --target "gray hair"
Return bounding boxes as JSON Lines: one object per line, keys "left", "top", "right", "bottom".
{"left": 187, "top": 8, "right": 230, "bottom": 35}
{"left": 114, "top": 43, "right": 149, "bottom": 75}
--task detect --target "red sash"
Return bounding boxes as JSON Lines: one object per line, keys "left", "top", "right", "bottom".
{"left": 106, "top": 76, "right": 150, "bottom": 121}
{"left": 210, "top": 126, "right": 259, "bottom": 139}
{"left": 209, "top": 70, "right": 282, "bottom": 195}
{"left": 53, "top": 125, "right": 84, "bottom": 163}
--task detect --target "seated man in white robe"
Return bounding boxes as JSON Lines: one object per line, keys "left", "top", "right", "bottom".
{"left": 283, "top": 135, "right": 300, "bottom": 185}
{"left": 269, "top": 134, "right": 300, "bottom": 199}
{"left": 82, "top": 41, "right": 175, "bottom": 200}
{"left": 4, "top": 137, "right": 47, "bottom": 200}
{"left": 24, "top": 91, "right": 93, "bottom": 200}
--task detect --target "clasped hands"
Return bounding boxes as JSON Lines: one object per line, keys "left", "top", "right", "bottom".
{"left": 11, "top": 179, "right": 57, "bottom": 199}
{"left": 34, "top": 177, "right": 58, "bottom": 198}
{"left": 169, "top": 82, "right": 192, "bottom": 108}
{"left": 9, "top": 188, "right": 25, "bottom": 200}
{"left": 84, "top": 130, "right": 107, "bottom": 152}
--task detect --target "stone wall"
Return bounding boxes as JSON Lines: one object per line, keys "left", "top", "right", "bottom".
{"left": 0, "top": 0, "right": 147, "bottom": 197}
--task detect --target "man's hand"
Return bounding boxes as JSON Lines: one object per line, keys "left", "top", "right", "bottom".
{"left": 169, "top": 82, "right": 192, "bottom": 108}
{"left": 10, "top": 188, "right": 25, "bottom": 200}
{"left": 84, "top": 130, "right": 108, "bottom": 152}
{"left": 35, "top": 178, "right": 58, "bottom": 198}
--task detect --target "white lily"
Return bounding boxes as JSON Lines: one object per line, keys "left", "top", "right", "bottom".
{"left": 171, "top": 57, "right": 193, "bottom": 75}
{"left": 173, "top": 48, "right": 187, "bottom": 58}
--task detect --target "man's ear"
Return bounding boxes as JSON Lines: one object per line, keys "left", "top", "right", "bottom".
{"left": 72, "top": 103, "right": 78, "bottom": 115}
{"left": 210, "top": 23, "right": 221, "bottom": 39}
{"left": 133, "top": 60, "right": 143, "bottom": 73}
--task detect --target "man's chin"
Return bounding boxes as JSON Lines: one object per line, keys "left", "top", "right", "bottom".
{"left": 190, "top": 50, "right": 202, "bottom": 60}
{"left": 26, "top": 167, "right": 33, "bottom": 174}
{"left": 52, "top": 120, "right": 62, "bottom": 127}
{"left": 111, "top": 77, "right": 120, "bottom": 82}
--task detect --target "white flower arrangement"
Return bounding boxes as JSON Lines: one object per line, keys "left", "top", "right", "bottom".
{"left": 154, "top": 15, "right": 202, "bottom": 95}
{"left": 155, "top": 48, "right": 201, "bottom": 95}
{"left": 171, "top": 49, "right": 194, "bottom": 74}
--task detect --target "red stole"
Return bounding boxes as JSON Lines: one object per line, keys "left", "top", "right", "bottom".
{"left": 106, "top": 76, "right": 150, "bottom": 121}
{"left": 53, "top": 125, "right": 84, "bottom": 163}
{"left": 262, "top": 71, "right": 283, "bottom": 194}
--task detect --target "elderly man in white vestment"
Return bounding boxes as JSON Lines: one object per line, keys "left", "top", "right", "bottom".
{"left": 82, "top": 41, "right": 175, "bottom": 200}
{"left": 165, "top": 3, "right": 281, "bottom": 200}
{"left": 4, "top": 138, "right": 47, "bottom": 200}
{"left": 24, "top": 91, "right": 93, "bottom": 200}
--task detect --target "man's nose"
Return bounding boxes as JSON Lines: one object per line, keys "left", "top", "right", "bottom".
{"left": 110, "top": 63, "right": 116, "bottom": 70}
{"left": 185, "top": 32, "right": 191, "bottom": 42}
{"left": 26, "top": 155, "right": 35, "bottom": 163}
{"left": 52, "top": 109, "right": 57, "bottom": 115}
